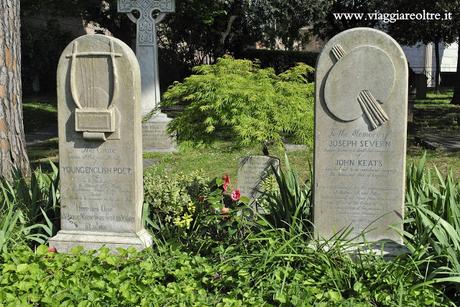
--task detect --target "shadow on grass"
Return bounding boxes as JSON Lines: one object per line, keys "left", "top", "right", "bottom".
{"left": 23, "top": 102, "right": 57, "bottom": 134}
{"left": 27, "top": 138, "right": 59, "bottom": 171}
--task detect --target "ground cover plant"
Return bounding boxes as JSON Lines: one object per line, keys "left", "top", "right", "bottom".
{"left": 17, "top": 86, "right": 460, "bottom": 305}
{"left": 0, "top": 157, "right": 459, "bottom": 305}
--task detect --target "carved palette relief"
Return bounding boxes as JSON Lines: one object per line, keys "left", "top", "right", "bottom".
{"left": 324, "top": 43, "right": 395, "bottom": 130}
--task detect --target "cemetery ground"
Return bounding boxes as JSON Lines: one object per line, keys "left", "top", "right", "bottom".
{"left": 23, "top": 92, "right": 460, "bottom": 180}
{"left": 0, "top": 85, "right": 458, "bottom": 305}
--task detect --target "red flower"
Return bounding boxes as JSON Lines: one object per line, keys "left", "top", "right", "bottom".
{"left": 231, "top": 189, "right": 241, "bottom": 201}
{"left": 222, "top": 174, "right": 230, "bottom": 192}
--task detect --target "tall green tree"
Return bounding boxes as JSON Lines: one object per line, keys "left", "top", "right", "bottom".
{"left": 312, "top": 0, "right": 380, "bottom": 39}
{"left": 244, "top": 0, "right": 325, "bottom": 50}
{"left": 23, "top": 0, "right": 320, "bottom": 68}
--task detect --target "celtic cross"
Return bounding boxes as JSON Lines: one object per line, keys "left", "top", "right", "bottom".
{"left": 118, "top": 0, "right": 175, "bottom": 116}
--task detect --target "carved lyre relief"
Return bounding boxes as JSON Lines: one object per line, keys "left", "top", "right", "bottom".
{"left": 324, "top": 43, "right": 395, "bottom": 131}
{"left": 66, "top": 40, "right": 121, "bottom": 141}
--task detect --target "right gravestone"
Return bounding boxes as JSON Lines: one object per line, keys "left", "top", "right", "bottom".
{"left": 314, "top": 28, "right": 408, "bottom": 244}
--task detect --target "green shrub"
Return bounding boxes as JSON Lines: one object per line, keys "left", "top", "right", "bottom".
{"left": 405, "top": 154, "right": 460, "bottom": 300}
{"left": 0, "top": 241, "right": 450, "bottom": 306}
{"left": 0, "top": 164, "right": 59, "bottom": 252}
{"left": 143, "top": 170, "right": 209, "bottom": 237}
{"left": 257, "top": 153, "right": 312, "bottom": 236}
{"left": 143, "top": 171, "right": 251, "bottom": 250}
{"left": 162, "top": 56, "right": 315, "bottom": 147}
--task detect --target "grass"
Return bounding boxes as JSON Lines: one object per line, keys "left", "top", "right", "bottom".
{"left": 414, "top": 88, "right": 460, "bottom": 115}
{"left": 25, "top": 137, "right": 459, "bottom": 183}
{"left": 27, "top": 139, "right": 59, "bottom": 168}
{"left": 22, "top": 101, "right": 57, "bottom": 133}
{"left": 144, "top": 142, "right": 312, "bottom": 181}
{"left": 414, "top": 87, "right": 454, "bottom": 106}
{"left": 142, "top": 141, "right": 460, "bottom": 184}
{"left": 407, "top": 146, "right": 460, "bottom": 179}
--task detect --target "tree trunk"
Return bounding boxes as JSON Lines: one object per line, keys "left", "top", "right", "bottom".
{"left": 451, "top": 38, "right": 460, "bottom": 105}
{"left": 0, "top": 0, "right": 30, "bottom": 179}
{"left": 434, "top": 41, "right": 441, "bottom": 93}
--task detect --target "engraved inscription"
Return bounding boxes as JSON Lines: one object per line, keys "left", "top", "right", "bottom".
{"left": 314, "top": 28, "right": 407, "bottom": 243}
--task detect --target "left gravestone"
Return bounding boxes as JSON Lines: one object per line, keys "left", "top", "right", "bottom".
{"left": 49, "top": 34, "right": 152, "bottom": 252}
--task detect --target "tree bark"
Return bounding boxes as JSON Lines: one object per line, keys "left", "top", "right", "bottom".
{"left": 451, "top": 37, "right": 460, "bottom": 105}
{"left": 0, "top": 0, "right": 30, "bottom": 179}
{"left": 434, "top": 40, "right": 441, "bottom": 93}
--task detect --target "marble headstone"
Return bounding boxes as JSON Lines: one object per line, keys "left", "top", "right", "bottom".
{"left": 314, "top": 28, "right": 408, "bottom": 244}
{"left": 238, "top": 156, "right": 280, "bottom": 200}
{"left": 49, "top": 34, "right": 152, "bottom": 252}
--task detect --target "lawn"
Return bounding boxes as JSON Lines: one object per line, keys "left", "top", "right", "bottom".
{"left": 414, "top": 87, "right": 454, "bottom": 106}
{"left": 23, "top": 96, "right": 459, "bottom": 180}
{"left": 144, "top": 141, "right": 459, "bottom": 182}
{"left": 22, "top": 99, "right": 57, "bottom": 133}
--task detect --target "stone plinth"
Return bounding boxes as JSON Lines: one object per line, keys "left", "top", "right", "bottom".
{"left": 142, "top": 113, "right": 177, "bottom": 152}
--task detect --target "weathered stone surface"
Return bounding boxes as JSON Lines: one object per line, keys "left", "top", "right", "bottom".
{"left": 142, "top": 114, "right": 177, "bottom": 152}
{"left": 49, "top": 34, "right": 152, "bottom": 252}
{"left": 237, "top": 155, "right": 280, "bottom": 200}
{"left": 314, "top": 28, "right": 408, "bottom": 243}
{"left": 117, "top": 0, "right": 175, "bottom": 115}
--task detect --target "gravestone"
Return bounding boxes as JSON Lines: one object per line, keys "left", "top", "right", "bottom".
{"left": 49, "top": 34, "right": 152, "bottom": 252}
{"left": 314, "top": 28, "right": 408, "bottom": 244}
{"left": 237, "top": 156, "right": 280, "bottom": 201}
{"left": 117, "top": 0, "right": 177, "bottom": 152}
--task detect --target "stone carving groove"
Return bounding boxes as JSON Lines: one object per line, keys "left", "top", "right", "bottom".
{"left": 331, "top": 44, "right": 346, "bottom": 61}
{"left": 357, "top": 90, "right": 389, "bottom": 130}
{"left": 118, "top": 0, "right": 175, "bottom": 46}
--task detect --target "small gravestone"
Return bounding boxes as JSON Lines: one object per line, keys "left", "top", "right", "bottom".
{"left": 237, "top": 156, "right": 280, "bottom": 200}
{"left": 314, "top": 28, "right": 408, "bottom": 244}
{"left": 49, "top": 34, "right": 152, "bottom": 252}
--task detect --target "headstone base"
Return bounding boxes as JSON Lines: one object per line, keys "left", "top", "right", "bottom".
{"left": 142, "top": 113, "right": 177, "bottom": 152}
{"left": 49, "top": 229, "right": 152, "bottom": 253}
{"left": 313, "top": 240, "right": 410, "bottom": 261}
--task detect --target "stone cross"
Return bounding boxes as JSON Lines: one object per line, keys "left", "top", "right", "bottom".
{"left": 118, "top": 0, "right": 175, "bottom": 116}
